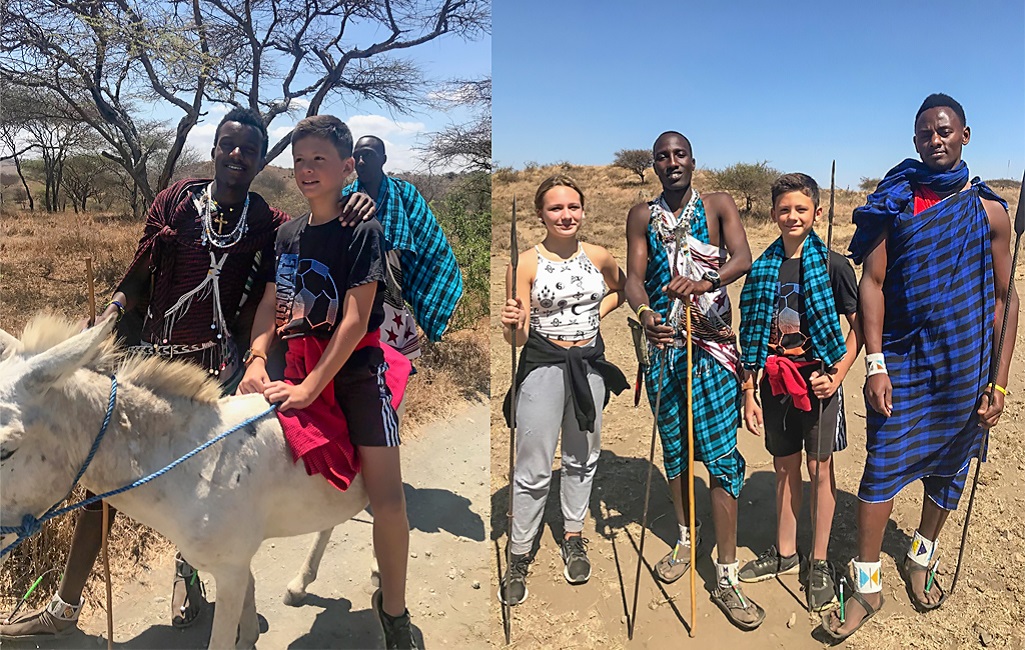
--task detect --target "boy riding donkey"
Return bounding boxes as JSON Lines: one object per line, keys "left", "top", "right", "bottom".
{"left": 1, "top": 108, "right": 374, "bottom": 640}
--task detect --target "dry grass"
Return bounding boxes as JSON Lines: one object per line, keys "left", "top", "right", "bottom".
{"left": 0, "top": 206, "right": 487, "bottom": 614}
{"left": 491, "top": 163, "right": 1021, "bottom": 261}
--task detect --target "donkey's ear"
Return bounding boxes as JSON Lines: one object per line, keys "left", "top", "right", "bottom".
{"left": 0, "top": 328, "right": 20, "bottom": 360}
{"left": 20, "top": 315, "right": 117, "bottom": 393}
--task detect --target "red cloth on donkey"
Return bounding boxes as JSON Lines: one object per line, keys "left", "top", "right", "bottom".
{"left": 275, "top": 331, "right": 411, "bottom": 491}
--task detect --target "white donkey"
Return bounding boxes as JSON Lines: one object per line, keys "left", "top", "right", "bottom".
{"left": 0, "top": 314, "right": 366, "bottom": 649}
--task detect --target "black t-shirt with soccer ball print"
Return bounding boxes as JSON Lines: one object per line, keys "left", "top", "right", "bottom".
{"left": 768, "top": 251, "right": 858, "bottom": 362}
{"left": 273, "top": 215, "right": 385, "bottom": 341}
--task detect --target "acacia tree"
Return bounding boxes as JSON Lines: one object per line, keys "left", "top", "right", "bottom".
{"left": 1, "top": 0, "right": 488, "bottom": 212}
{"left": 0, "top": 90, "right": 37, "bottom": 210}
{"left": 420, "top": 77, "right": 491, "bottom": 174}
{"left": 859, "top": 177, "right": 880, "bottom": 192}
{"left": 710, "top": 161, "right": 781, "bottom": 213}
{"left": 612, "top": 148, "right": 652, "bottom": 183}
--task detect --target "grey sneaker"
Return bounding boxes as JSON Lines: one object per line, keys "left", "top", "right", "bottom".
{"left": 499, "top": 552, "right": 532, "bottom": 606}
{"left": 560, "top": 535, "right": 591, "bottom": 584}
{"left": 807, "top": 559, "right": 838, "bottom": 611}
{"left": 372, "top": 589, "right": 418, "bottom": 650}
{"left": 738, "top": 546, "right": 800, "bottom": 583}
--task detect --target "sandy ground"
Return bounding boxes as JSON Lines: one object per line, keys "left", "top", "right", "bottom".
{"left": 488, "top": 232, "right": 1025, "bottom": 649}
{"left": 3, "top": 402, "right": 491, "bottom": 649}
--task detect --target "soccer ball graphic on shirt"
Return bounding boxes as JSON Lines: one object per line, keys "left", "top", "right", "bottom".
{"left": 294, "top": 258, "right": 339, "bottom": 330}
{"left": 774, "top": 282, "right": 810, "bottom": 349}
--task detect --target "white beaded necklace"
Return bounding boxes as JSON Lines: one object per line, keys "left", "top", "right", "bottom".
{"left": 200, "top": 183, "right": 250, "bottom": 249}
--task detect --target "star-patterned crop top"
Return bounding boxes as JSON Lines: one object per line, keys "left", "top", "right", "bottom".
{"left": 530, "top": 245, "right": 607, "bottom": 342}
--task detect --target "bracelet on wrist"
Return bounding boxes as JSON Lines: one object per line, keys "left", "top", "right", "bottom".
{"left": 636, "top": 304, "right": 652, "bottom": 319}
{"left": 106, "top": 300, "right": 125, "bottom": 323}
{"left": 987, "top": 383, "right": 1008, "bottom": 396}
{"left": 865, "top": 353, "right": 887, "bottom": 377}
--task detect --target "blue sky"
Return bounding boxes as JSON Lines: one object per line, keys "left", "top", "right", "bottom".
{"left": 160, "top": 19, "right": 491, "bottom": 172}
{"left": 493, "top": 0, "right": 1025, "bottom": 189}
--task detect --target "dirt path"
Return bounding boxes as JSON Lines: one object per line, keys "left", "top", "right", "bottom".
{"left": 489, "top": 238, "right": 1025, "bottom": 649}
{"left": 6, "top": 401, "right": 491, "bottom": 649}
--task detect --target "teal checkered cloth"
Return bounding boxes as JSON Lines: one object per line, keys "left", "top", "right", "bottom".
{"left": 345, "top": 176, "right": 462, "bottom": 341}
{"left": 739, "top": 231, "right": 845, "bottom": 371}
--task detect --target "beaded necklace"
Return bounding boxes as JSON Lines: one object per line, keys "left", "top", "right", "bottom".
{"left": 200, "top": 182, "right": 250, "bottom": 249}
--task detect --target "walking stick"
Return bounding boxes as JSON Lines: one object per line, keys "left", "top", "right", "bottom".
{"left": 85, "top": 256, "right": 114, "bottom": 650}
{"left": 684, "top": 282, "right": 697, "bottom": 638}
{"left": 629, "top": 224, "right": 685, "bottom": 640}
{"left": 809, "top": 161, "right": 835, "bottom": 611}
{"left": 950, "top": 170, "right": 1025, "bottom": 594}
{"left": 503, "top": 198, "right": 519, "bottom": 645}
{"left": 628, "top": 349, "right": 666, "bottom": 640}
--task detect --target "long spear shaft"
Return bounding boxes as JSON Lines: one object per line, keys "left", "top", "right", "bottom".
{"left": 685, "top": 280, "right": 696, "bottom": 637}
{"left": 86, "top": 256, "right": 96, "bottom": 328}
{"left": 503, "top": 198, "right": 519, "bottom": 644}
{"left": 809, "top": 161, "right": 835, "bottom": 611}
{"left": 85, "top": 256, "right": 113, "bottom": 650}
{"left": 951, "top": 169, "right": 1025, "bottom": 593}
{"left": 629, "top": 224, "right": 685, "bottom": 640}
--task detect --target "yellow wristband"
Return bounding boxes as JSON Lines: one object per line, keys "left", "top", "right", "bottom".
{"left": 988, "top": 383, "right": 1008, "bottom": 396}
{"left": 636, "top": 304, "right": 652, "bottom": 319}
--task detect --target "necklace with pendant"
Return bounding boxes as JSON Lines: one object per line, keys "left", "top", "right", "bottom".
{"left": 200, "top": 183, "right": 250, "bottom": 249}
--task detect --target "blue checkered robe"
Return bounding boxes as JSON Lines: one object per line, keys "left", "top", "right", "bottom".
{"left": 344, "top": 177, "right": 462, "bottom": 341}
{"left": 739, "top": 231, "right": 847, "bottom": 371}
{"left": 643, "top": 195, "right": 745, "bottom": 495}
{"left": 856, "top": 177, "right": 1006, "bottom": 510}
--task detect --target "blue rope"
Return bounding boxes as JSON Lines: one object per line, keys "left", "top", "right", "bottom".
{"left": 1, "top": 374, "right": 277, "bottom": 558}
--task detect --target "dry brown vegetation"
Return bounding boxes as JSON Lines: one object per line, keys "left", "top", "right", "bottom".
{"left": 0, "top": 204, "right": 487, "bottom": 617}
{"left": 491, "top": 164, "right": 880, "bottom": 261}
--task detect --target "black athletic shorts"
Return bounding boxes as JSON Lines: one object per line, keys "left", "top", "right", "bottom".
{"left": 333, "top": 346, "right": 401, "bottom": 448}
{"left": 759, "top": 364, "right": 846, "bottom": 461}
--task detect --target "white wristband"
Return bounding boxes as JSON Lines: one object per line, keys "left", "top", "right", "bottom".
{"left": 866, "top": 353, "right": 887, "bottom": 377}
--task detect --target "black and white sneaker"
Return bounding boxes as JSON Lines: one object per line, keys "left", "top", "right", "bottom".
{"left": 560, "top": 535, "right": 591, "bottom": 584}
{"left": 499, "top": 552, "right": 532, "bottom": 606}
{"left": 738, "top": 545, "right": 801, "bottom": 583}
{"left": 372, "top": 589, "right": 419, "bottom": 650}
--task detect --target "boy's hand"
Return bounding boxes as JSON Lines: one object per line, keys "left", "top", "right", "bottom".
{"left": 810, "top": 367, "right": 841, "bottom": 400}
{"left": 337, "top": 192, "right": 376, "bottom": 226}
{"left": 263, "top": 380, "right": 316, "bottom": 412}
{"left": 976, "top": 389, "right": 1005, "bottom": 428}
{"left": 236, "top": 361, "right": 270, "bottom": 396}
{"left": 641, "top": 310, "right": 674, "bottom": 349}
{"left": 865, "top": 373, "right": 892, "bottom": 417}
{"left": 501, "top": 298, "right": 526, "bottom": 330}
{"left": 743, "top": 393, "right": 763, "bottom": 436}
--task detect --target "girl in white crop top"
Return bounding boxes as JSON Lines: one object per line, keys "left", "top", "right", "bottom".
{"left": 501, "top": 178, "right": 625, "bottom": 348}
{"left": 498, "top": 174, "right": 627, "bottom": 604}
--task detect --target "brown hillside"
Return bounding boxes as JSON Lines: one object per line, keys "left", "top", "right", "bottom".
{"left": 492, "top": 163, "right": 1021, "bottom": 260}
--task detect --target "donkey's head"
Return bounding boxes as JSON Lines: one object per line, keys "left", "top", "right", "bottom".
{"left": 0, "top": 315, "right": 117, "bottom": 556}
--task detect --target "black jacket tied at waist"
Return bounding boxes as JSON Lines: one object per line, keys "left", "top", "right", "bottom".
{"left": 503, "top": 329, "right": 628, "bottom": 433}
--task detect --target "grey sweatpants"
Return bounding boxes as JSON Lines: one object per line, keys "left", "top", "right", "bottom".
{"left": 509, "top": 363, "right": 604, "bottom": 555}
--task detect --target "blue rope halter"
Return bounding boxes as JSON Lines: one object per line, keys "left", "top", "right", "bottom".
{"left": 0, "top": 375, "right": 277, "bottom": 558}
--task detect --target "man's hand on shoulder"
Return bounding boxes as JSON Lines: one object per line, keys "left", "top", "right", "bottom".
{"left": 337, "top": 192, "right": 375, "bottom": 226}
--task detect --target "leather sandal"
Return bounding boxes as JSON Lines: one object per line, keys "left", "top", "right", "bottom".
{"left": 899, "top": 556, "right": 947, "bottom": 613}
{"left": 821, "top": 591, "right": 885, "bottom": 641}
{"left": 0, "top": 594, "right": 81, "bottom": 640}
{"left": 171, "top": 552, "right": 207, "bottom": 628}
